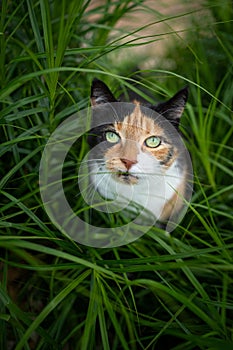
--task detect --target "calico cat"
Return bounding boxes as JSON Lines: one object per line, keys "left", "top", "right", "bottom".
{"left": 86, "top": 78, "right": 192, "bottom": 230}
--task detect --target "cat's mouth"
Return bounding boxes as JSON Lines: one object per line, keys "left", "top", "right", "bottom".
{"left": 115, "top": 171, "right": 139, "bottom": 184}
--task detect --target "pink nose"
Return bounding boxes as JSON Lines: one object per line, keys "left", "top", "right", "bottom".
{"left": 120, "top": 158, "right": 137, "bottom": 170}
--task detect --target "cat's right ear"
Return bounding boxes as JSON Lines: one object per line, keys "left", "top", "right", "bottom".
{"left": 91, "top": 78, "right": 117, "bottom": 106}
{"left": 151, "top": 87, "right": 188, "bottom": 128}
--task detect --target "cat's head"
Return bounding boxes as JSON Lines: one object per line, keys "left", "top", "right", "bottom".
{"left": 89, "top": 78, "right": 188, "bottom": 186}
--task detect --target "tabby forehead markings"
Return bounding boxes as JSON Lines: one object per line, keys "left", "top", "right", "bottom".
{"left": 115, "top": 104, "right": 164, "bottom": 142}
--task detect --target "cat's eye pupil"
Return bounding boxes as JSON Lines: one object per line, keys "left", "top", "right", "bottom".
{"left": 145, "top": 136, "right": 161, "bottom": 148}
{"left": 105, "top": 131, "right": 120, "bottom": 143}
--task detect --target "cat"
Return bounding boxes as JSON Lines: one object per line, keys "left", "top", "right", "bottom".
{"left": 85, "top": 78, "right": 192, "bottom": 230}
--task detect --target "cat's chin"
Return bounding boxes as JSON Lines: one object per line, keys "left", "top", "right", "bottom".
{"left": 114, "top": 171, "right": 139, "bottom": 185}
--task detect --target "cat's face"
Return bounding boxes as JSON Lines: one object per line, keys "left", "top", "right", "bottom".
{"left": 102, "top": 103, "right": 177, "bottom": 186}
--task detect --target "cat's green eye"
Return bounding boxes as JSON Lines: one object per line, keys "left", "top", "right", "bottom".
{"left": 105, "top": 131, "right": 120, "bottom": 143}
{"left": 145, "top": 136, "right": 161, "bottom": 148}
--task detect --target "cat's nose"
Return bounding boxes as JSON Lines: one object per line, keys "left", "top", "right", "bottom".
{"left": 120, "top": 158, "right": 137, "bottom": 170}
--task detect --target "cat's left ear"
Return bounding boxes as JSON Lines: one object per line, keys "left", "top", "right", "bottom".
{"left": 91, "top": 78, "right": 117, "bottom": 106}
{"left": 152, "top": 87, "right": 188, "bottom": 128}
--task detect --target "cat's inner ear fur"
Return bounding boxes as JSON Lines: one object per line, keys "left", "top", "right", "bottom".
{"left": 151, "top": 87, "right": 188, "bottom": 128}
{"left": 91, "top": 78, "right": 117, "bottom": 106}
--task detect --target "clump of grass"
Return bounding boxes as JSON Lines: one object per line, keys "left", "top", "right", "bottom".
{"left": 0, "top": 0, "right": 233, "bottom": 349}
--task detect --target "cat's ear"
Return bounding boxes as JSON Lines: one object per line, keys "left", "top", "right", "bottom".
{"left": 152, "top": 87, "right": 188, "bottom": 128}
{"left": 91, "top": 78, "right": 117, "bottom": 106}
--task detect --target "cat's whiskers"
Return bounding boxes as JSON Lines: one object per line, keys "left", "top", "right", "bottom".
{"left": 92, "top": 170, "right": 113, "bottom": 203}
{"left": 76, "top": 158, "right": 105, "bottom": 166}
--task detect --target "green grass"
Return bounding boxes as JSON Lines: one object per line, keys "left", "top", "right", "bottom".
{"left": 0, "top": 0, "right": 233, "bottom": 349}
